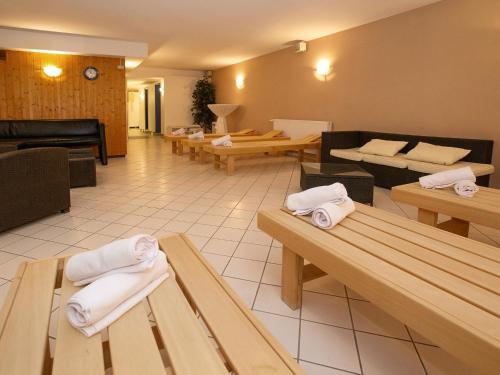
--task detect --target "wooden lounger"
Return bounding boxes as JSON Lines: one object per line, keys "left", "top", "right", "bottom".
{"left": 257, "top": 205, "right": 500, "bottom": 375}
{"left": 182, "top": 130, "right": 289, "bottom": 161}
{"left": 0, "top": 234, "right": 305, "bottom": 375}
{"left": 164, "top": 128, "right": 255, "bottom": 155}
{"left": 202, "top": 135, "right": 321, "bottom": 175}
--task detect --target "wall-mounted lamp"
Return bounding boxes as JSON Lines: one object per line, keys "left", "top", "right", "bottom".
{"left": 43, "top": 65, "right": 62, "bottom": 78}
{"left": 159, "top": 86, "right": 164, "bottom": 95}
{"left": 235, "top": 74, "right": 245, "bottom": 89}
{"left": 315, "top": 59, "right": 331, "bottom": 81}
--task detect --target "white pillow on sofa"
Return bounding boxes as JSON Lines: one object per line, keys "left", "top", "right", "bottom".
{"left": 404, "top": 142, "right": 471, "bottom": 165}
{"left": 358, "top": 139, "right": 408, "bottom": 157}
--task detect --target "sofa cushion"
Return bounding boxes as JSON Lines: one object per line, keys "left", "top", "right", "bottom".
{"left": 362, "top": 153, "right": 408, "bottom": 169}
{"left": 358, "top": 139, "right": 408, "bottom": 157}
{"left": 8, "top": 119, "right": 99, "bottom": 138}
{"left": 330, "top": 148, "right": 363, "bottom": 161}
{"left": 405, "top": 142, "right": 470, "bottom": 165}
{"left": 0, "top": 122, "right": 10, "bottom": 138}
{"left": 407, "top": 160, "right": 495, "bottom": 177}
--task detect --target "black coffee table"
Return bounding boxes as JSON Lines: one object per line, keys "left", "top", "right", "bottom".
{"left": 300, "top": 163, "right": 374, "bottom": 205}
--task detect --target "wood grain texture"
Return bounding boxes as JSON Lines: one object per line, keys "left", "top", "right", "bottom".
{"left": 0, "top": 50, "right": 127, "bottom": 156}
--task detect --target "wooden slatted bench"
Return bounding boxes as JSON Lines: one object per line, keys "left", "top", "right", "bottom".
{"left": 165, "top": 128, "right": 255, "bottom": 155}
{"left": 0, "top": 234, "right": 305, "bottom": 375}
{"left": 257, "top": 204, "right": 500, "bottom": 375}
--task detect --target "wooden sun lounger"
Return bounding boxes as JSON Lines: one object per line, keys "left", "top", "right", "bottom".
{"left": 182, "top": 130, "right": 290, "bottom": 161}
{"left": 202, "top": 135, "right": 321, "bottom": 175}
{"left": 164, "top": 128, "right": 255, "bottom": 155}
{"left": 257, "top": 205, "right": 500, "bottom": 375}
{"left": 0, "top": 234, "right": 305, "bottom": 375}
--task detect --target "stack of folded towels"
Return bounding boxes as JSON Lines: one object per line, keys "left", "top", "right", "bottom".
{"left": 211, "top": 134, "right": 232, "bottom": 147}
{"left": 286, "top": 183, "right": 355, "bottom": 229}
{"left": 172, "top": 128, "right": 185, "bottom": 136}
{"left": 64, "top": 234, "right": 169, "bottom": 337}
{"left": 188, "top": 130, "right": 204, "bottom": 140}
{"left": 419, "top": 166, "right": 479, "bottom": 197}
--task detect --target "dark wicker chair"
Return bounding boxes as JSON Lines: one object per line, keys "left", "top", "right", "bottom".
{"left": 0, "top": 148, "right": 71, "bottom": 232}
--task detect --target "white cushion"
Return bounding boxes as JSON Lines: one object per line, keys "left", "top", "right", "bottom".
{"left": 358, "top": 139, "right": 408, "bottom": 157}
{"left": 405, "top": 142, "right": 470, "bottom": 165}
{"left": 330, "top": 148, "right": 363, "bottom": 161}
{"left": 362, "top": 153, "right": 408, "bottom": 169}
{"left": 407, "top": 160, "right": 494, "bottom": 177}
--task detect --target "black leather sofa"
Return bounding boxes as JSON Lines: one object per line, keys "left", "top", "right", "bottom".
{"left": 0, "top": 119, "right": 108, "bottom": 165}
{"left": 321, "top": 131, "right": 494, "bottom": 188}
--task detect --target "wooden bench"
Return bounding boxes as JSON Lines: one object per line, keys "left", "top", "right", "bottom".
{"left": 391, "top": 182, "right": 500, "bottom": 237}
{"left": 202, "top": 135, "right": 321, "bottom": 175}
{"left": 164, "top": 128, "right": 255, "bottom": 155}
{"left": 0, "top": 234, "right": 304, "bottom": 375}
{"left": 182, "top": 130, "right": 289, "bottom": 161}
{"left": 257, "top": 205, "right": 500, "bottom": 375}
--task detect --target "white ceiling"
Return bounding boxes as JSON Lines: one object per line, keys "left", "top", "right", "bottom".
{"left": 0, "top": 0, "right": 440, "bottom": 70}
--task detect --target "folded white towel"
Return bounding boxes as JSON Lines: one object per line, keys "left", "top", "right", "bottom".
{"left": 66, "top": 252, "right": 168, "bottom": 337}
{"left": 287, "top": 183, "right": 348, "bottom": 215}
{"left": 222, "top": 140, "right": 233, "bottom": 147}
{"left": 311, "top": 198, "right": 355, "bottom": 229}
{"left": 172, "top": 128, "right": 185, "bottom": 135}
{"left": 188, "top": 131, "right": 204, "bottom": 140}
{"left": 419, "top": 167, "right": 475, "bottom": 189}
{"left": 454, "top": 180, "right": 479, "bottom": 197}
{"left": 65, "top": 235, "right": 159, "bottom": 286}
{"left": 211, "top": 134, "right": 231, "bottom": 146}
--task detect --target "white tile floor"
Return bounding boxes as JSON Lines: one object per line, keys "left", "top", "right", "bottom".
{"left": 0, "top": 137, "right": 496, "bottom": 375}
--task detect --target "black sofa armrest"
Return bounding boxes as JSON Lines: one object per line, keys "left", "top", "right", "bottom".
{"left": 98, "top": 122, "right": 108, "bottom": 165}
{"left": 0, "top": 148, "right": 70, "bottom": 232}
{"left": 321, "top": 131, "right": 361, "bottom": 163}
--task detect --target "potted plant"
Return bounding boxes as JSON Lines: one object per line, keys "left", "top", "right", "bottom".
{"left": 191, "top": 78, "right": 216, "bottom": 133}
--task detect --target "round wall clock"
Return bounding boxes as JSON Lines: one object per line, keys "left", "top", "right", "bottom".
{"left": 83, "top": 66, "right": 99, "bottom": 81}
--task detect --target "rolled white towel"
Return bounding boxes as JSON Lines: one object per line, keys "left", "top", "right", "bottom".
{"left": 172, "top": 128, "right": 185, "bottom": 135}
{"left": 211, "top": 134, "right": 231, "bottom": 146}
{"left": 188, "top": 131, "right": 204, "bottom": 140}
{"left": 65, "top": 235, "right": 159, "bottom": 286}
{"left": 419, "top": 167, "right": 475, "bottom": 189}
{"left": 311, "top": 198, "right": 355, "bottom": 229}
{"left": 287, "top": 183, "right": 348, "bottom": 215}
{"left": 222, "top": 140, "right": 233, "bottom": 147}
{"left": 454, "top": 180, "right": 479, "bottom": 197}
{"left": 66, "top": 252, "right": 169, "bottom": 337}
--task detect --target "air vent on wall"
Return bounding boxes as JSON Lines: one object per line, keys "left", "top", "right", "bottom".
{"left": 0, "top": 50, "right": 6, "bottom": 61}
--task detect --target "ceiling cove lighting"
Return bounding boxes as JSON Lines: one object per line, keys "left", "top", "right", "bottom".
{"left": 315, "top": 59, "right": 331, "bottom": 81}
{"left": 43, "top": 65, "right": 62, "bottom": 78}
{"left": 235, "top": 74, "right": 245, "bottom": 89}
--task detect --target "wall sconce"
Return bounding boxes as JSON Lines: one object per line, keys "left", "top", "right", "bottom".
{"left": 315, "top": 59, "right": 331, "bottom": 81}
{"left": 235, "top": 74, "right": 245, "bottom": 89}
{"left": 159, "top": 86, "right": 164, "bottom": 95}
{"left": 43, "top": 65, "right": 63, "bottom": 78}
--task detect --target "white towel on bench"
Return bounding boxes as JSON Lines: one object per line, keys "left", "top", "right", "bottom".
{"left": 311, "top": 198, "right": 355, "bottom": 229}
{"left": 454, "top": 180, "right": 479, "bottom": 197}
{"left": 172, "top": 128, "right": 185, "bottom": 135}
{"left": 66, "top": 252, "right": 168, "bottom": 337}
{"left": 419, "top": 167, "right": 475, "bottom": 189}
{"left": 188, "top": 131, "right": 204, "bottom": 140}
{"left": 287, "top": 183, "right": 348, "bottom": 215}
{"left": 211, "top": 135, "right": 231, "bottom": 146}
{"left": 65, "top": 235, "right": 159, "bottom": 286}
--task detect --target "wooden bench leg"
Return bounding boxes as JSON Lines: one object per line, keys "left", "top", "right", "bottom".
{"left": 417, "top": 208, "right": 438, "bottom": 227}
{"left": 171, "top": 141, "right": 177, "bottom": 154}
{"left": 214, "top": 155, "right": 221, "bottom": 169}
{"left": 226, "top": 156, "right": 235, "bottom": 175}
{"left": 281, "top": 246, "right": 303, "bottom": 310}
{"left": 189, "top": 147, "right": 196, "bottom": 161}
{"left": 297, "top": 149, "right": 304, "bottom": 162}
{"left": 177, "top": 142, "right": 183, "bottom": 155}
{"left": 437, "top": 218, "right": 470, "bottom": 237}
{"left": 199, "top": 149, "right": 207, "bottom": 163}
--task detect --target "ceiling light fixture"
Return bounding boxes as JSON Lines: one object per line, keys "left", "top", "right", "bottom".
{"left": 43, "top": 65, "right": 62, "bottom": 78}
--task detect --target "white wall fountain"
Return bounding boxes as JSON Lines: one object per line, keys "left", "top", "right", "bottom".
{"left": 208, "top": 104, "right": 239, "bottom": 134}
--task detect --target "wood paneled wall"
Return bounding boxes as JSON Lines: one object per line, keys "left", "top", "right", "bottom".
{"left": 0, "top": 50, "right": 127, "bottom": 156}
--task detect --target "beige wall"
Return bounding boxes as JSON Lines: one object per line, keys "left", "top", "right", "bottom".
{"left": 212, "top": 0, "right": 500, "bottom": 186}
